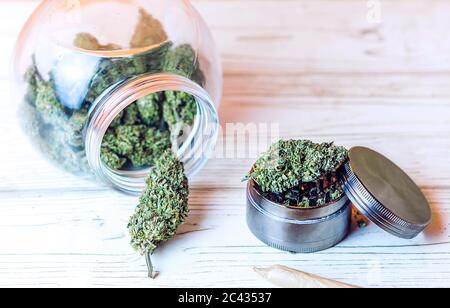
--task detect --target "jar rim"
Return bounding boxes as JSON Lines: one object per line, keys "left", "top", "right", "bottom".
{"left": 84, "top": 73, "right": 219, "bottom": 194}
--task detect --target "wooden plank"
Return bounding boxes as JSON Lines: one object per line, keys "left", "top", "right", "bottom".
{"left": 195, "top": 0, "right": 450, "bottom": 73}
{"left": 223, "top": 72, "right": 450, "bottom": 98}
{"left": 0, "top": 187, "right": 449, "bottom": 288}
{"left": 4, "top": 1, "right": 450, "bottom": 76}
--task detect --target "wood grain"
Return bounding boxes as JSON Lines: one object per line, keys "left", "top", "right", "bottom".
{"left": 0, "top": 0, "right": 449, "bottom": 288}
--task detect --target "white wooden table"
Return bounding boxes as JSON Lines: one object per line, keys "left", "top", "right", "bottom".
{"left": 0, "top": 0, "right": 449, "bottom": 288}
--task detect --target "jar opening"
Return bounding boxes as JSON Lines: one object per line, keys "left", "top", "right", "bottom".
{"left": 85, "top": 73, "right": 219, "bottom": 194}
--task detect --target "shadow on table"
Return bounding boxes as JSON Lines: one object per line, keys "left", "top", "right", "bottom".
{"left": 422, "top": 189, "right": 443, "bottom": 240}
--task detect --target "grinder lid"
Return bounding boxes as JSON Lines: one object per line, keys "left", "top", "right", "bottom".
{"left": 341, "top": 147, "right": 432, "bottom": 239}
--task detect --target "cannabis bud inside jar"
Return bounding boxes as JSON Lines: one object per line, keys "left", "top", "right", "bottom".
{"left": 13, "top": 1, "right": 222, "bottom": 192}
{"left": 246, "top": 139, "right": 349, "bottom": 208}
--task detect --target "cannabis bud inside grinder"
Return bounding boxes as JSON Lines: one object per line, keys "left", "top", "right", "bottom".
{"left": 247, "top": 146, "right": 432, "bottom": 253}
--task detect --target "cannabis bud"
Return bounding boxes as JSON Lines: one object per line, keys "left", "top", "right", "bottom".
{"left": 128, "top": 150, "right": 189, "bottom": 278}
{"left": 163, "top": 44, "right": 206, "bottom": 86}
{"left": 163, "top": 90, "right": 197, "bottom": 142}
{"left": 246, "top": 139, "right": 349, "bottom": 208}
{"left": 74, "top": 32, "right": 122, "bottom": 51}
{"left": 99, "top": 89, "right": 197, "bottom": 170}
{"left": 130, "top": 8, "right": 168, "bottom": 48}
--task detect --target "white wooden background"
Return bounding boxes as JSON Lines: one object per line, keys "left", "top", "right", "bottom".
{"left": 0, "top": 0, "right": 449, "bottom": 288}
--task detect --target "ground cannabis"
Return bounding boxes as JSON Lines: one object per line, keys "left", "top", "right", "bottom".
{"left": 128, "top": 150, "right": 189, "bottom": 278}
{"left": 22, "top": 8, "right": 204, "bottom": 174}
{"left": 246, "top": 139, "right": 349, "bottom": 208}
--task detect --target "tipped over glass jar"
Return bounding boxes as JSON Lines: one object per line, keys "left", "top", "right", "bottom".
{"left": 12, "top": 0, "right": 222, "bottom": 194}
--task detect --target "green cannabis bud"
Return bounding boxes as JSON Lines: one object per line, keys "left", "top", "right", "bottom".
{"left": 247, "top": 139, "right": 348, "bottom": 208}
{"left": 163, "top": 44, "right": 206, "bottom": 86}
{"left": 34, "top": 79, "right": 68, "bottom": 127}
{"left": 128, "top": 150, "right": 189, "bottom": 278}
{"left": 122, "top": 103, "right": 141, "bottom": 125}
{"left": 130, "top": 128, "right": 171, "bottom": 167}
{"left": 100, "top": 89, "right": 197, "bottom": 170}
{"left": 101, "top": 123, "right": 171, "bottom": 170}
{"left": 74, "top": 32, "right": 122, "bottom": 51}
{"left": 130, "top": 8, "right": 168, "bottom": 48}
{"left": 24, "top": 65, "right": 91, "bottom": 173}
{"left": 136, "top": 93, "right": 162, "bottom": 126}
{"left": 24, "top": 58, "right": 40, "bottom": 104}
{"left": 163, "top": 91, "right": 197, "bottom": 141}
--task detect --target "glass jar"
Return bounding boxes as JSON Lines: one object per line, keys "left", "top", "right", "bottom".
{"left": 12, "top": 0, "right": 222, "bottom": 194}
